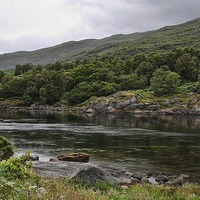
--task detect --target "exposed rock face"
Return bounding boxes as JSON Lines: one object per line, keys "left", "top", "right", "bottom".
{"left": 57, "top": 153, "right": 90, "bottom": 162}
{"left": 72, "top": 163, "right": 118, "bottom": 184}
{"left": 83, "top": 93, "right": 163, "bottom": 115}
{"left": 3, "top": 91, "right": 200, "bottom": 115}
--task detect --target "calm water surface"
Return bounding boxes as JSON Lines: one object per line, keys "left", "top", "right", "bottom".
{"left": 0, "top": 110, "right": 200, "bottom": 179}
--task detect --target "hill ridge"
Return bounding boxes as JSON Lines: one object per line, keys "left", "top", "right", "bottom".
{"left": 0, "top": 17, "right": 200, "bottom": 70}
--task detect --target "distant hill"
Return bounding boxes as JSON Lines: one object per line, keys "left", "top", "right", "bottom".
{"left": 80, "top": 17, "right": 200, "bottom": 59}
{"left": 0, "top": 17, "right": 200, "bottom": 70}
{"left": 0, "top": 32, "right": 150, "bottom": 70}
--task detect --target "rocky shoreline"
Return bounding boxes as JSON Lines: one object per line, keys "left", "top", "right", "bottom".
{"left": 31, "top": 160, "right": 189, "bottom": 187}
{"left": 28, "top": 153, "right": 190, "bottom": 187}
{"left": 1, "top": 92, "right": 200, "bottom": 115}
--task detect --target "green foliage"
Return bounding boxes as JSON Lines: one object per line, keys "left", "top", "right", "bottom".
{"left": 0, "top": 151, "right": 32, "bottom": 180}
{"left": 174, "top": 53, "right": 199, "bottom": 81}
{"left": 1, "top": 46, "right": 200, "bottom": 105}
{"left": 121, "top": 74, "right": 148, "bottom": 90}
{"left": 0, "top": 70, "right": 4, "bottom": 81}
{"left": 0, "top": 136, "right": 14, "bottom": 161}
{"left": 150, "top": 68, "right": 180, "bottom": 95}
{"left": 14, "top": 64, "right": 22, "bottom": 76}
{"left": 150, "top": 68, "right": 169, "bottom": 95}
{"left": 1, "top": 64, "right": 67, "bottom": 105}
{"left": 135, "top": 61, "right": 156, "bottom": 83}
{"left": 163, "top": 72, "right": 181, "bottom": 93}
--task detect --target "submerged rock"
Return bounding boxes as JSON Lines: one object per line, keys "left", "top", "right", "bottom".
{"left": 57, "top": 153, "right": 90, "bottom": 162}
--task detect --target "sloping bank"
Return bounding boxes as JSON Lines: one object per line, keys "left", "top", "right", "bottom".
{"left": 1, "top": 91, "right": 200, "bottom": 115}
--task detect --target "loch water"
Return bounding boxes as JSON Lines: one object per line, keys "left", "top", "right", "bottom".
{"left": 0, "top": 110, "right": 200, "bottom": 180}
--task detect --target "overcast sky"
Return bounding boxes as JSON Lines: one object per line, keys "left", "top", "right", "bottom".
{"left": 0, "top": 0, "right": 200, "bottom": 54}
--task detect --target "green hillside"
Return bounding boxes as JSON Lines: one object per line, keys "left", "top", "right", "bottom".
{"left": 0, "top": 32, "right": 150, "bottom": 70}
{"left": 79, "top": 17, "right": 200, "bottom": 59}
{"left": 0, "top": 17, "right": 200, "bottom": 70}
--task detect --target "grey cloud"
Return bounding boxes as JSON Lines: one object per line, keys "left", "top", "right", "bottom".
{"left": 1, "top": 0, "right": 200, "bottom": 54}
{"left": 78, "top": 0, "right": 200, "bottom": 33}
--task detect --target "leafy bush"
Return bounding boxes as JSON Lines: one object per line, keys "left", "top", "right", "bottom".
{"left": 0, "top": 151, "right": 32, "bottom": 180}
{"left": 0, "top": 136, "right": 14, "bottom": 161}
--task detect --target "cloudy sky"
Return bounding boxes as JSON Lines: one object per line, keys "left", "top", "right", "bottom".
{"left": 0, "top": 0, "right": 200, "bottom": 54}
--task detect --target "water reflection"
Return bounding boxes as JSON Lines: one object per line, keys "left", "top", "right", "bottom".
{"left": 0, "top": 110, "right": 200, "bottom": 179}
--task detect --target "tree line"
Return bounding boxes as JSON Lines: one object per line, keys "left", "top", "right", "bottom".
{"left": 0, "top": 47, "right": 200, "bottom": 105}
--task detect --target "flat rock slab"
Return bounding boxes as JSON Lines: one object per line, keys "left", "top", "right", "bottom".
{"left": 31, "top": 161, "right": 84, "bottom": 178}
{"left": 31, "top": 161, "right": 129, "bottom": 183}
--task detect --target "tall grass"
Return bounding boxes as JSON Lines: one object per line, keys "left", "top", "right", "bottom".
{"left": 1, "top": 174, "right": 200, "bottom": 200}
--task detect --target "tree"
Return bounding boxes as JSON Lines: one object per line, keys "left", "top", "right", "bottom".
{"left": 174, "top": 53, "right": 199, "bottom": 81}
{"left": 96, "top": 67, "right": 109, "bottom": 81}
{"left": 121, "top": 73, "right": 139, "bottom": 90}
{"left": 14, "top": 64, "right": 22, "bottom": 76}
{"left": 41, "top": 84, "right": 60, "bottom": 104}
{"left": 98, "top": 81, "right": 120, "bottom": 96}
{"left": 39, "top": 87, "right": 47, "bottom": 104}
{"left": 35, "top": 65, "right": 43, "bottom": 72}
{"left": 135, "top": 61, "right": 156, "bottom": 84}
{"left": 163, "top": 72, "right": 180, "bottom": 93}
{"left": 65, "top": 87, "right": 84, "bottom": 105}
{"left": 0, "top": 70, "right": 4, "bottom": 81}
{"left": 150, "top": 68, "right": 180, "bottom": 95}
{"left": 150, "top": 68, "right": 169, "bottom": 95}
{"left": 148, "top": 53, "right": 166, "bottom": 67}
{"left": 21, "top": 63, "right": 32, "bottom": 73}
{"left": 133, "top": 53, "right": 147, "bottom": 66}
{"left": 1, "top": 76, "right": 26, "bottom": 98}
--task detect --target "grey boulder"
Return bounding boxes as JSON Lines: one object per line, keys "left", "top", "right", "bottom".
{"left": 72, "top": 163, "right": 118, "bottom": 184}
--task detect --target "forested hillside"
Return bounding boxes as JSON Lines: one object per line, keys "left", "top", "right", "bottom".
{"left": 0, "top": 47, "right": 200, "bottom": 106}
{"left": 0, "top": 17, "right": 200, "bottom": 70}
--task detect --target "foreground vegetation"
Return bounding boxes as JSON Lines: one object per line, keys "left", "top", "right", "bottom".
{"left": 1, "top": 136, "right": 200, "bottom": 199}
{"left": 2, "top": 175, "right": 200, "bottom": 200}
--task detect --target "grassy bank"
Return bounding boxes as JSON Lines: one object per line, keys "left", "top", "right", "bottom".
{"left": 1, "top": 173, "right": 200, "bottom": 200}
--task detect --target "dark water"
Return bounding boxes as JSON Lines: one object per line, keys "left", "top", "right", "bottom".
{"left": 0, "top": 110, "right": 200, "bottom": 179}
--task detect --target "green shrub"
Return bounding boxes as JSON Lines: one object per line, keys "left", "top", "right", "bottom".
{"left": 0, "top": 151, "right": 32, "bottom": 180}
{"left": 0, "top": 136, "right": 14, "bottom": 161}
